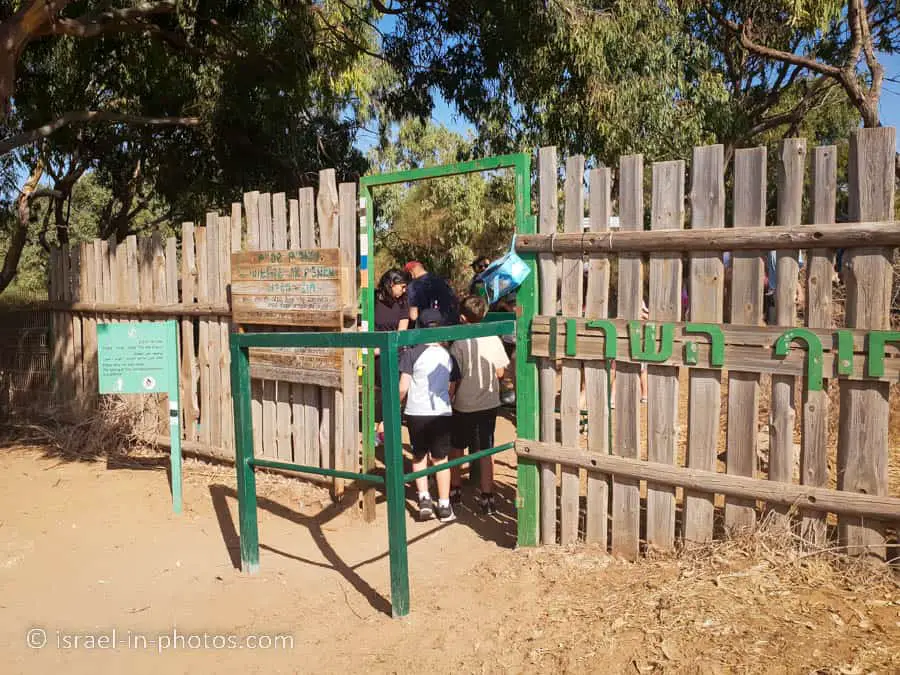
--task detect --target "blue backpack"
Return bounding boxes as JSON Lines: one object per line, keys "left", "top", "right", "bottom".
{"left": 476, "top": 235, "right": 531, "bottom": 305}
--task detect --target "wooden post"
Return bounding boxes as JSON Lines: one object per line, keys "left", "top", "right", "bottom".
{"left": 300, "top": 186, "right": 321, "bottom": 468}
{"left": 181, "top": 223, "right": 199, "bottom": 442}
{"left": 769, "top": 139, "right": 806, "bottom": 528}
{"left": 195, "top": 227, "right": 211, "bottom": 448}
{"left": 339, "top": 181, "right": 360, "bottom": 500}
{"left": 725, "top": 147, "right": 766, "bottom": 532}
{"left": 684, "top": 145, "right": 725, "bottom": 544}
{"left": 802, "top": 145, "right": 836, "bottom": 545}
{"left": 612, "top": 154, "right": 643, "bottom": 560}
{"left": 560, "top": 155, "right": 585, "bottom": 545}
{"left": 584, "top": 167, "right": 611, "bottom": 546}
{"left": 218, "top": 215, "right": 234, "bottom": 454}
{"left": 838, "top": 127, "right": 895, "bottom": 559}
{"left": 537, "top": 146, "right": 559, "bottom": 545}
{"left": 317, "top": 169, "right": 340, "bottom": 472}
{"left": 271, "top": 196, "right": 292, "bottom": 462}
{"left": 243, "top": 193, "right": 263, "bottom": 459}
{"left": 80, "top": 242, "right": 98, "bottom": 411}
{"left": 646, "top": 160, "right": 684, "bottom": 551}
{"left": 69, "top": 245, "right": 84, "bottom": 408}
{"left": 205, "top": 215, "right": 223, "bottom": 449}
{"left": 257, "top": 193, "right": 277, "bottom": 459}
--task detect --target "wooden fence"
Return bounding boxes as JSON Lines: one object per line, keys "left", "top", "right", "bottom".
{"left": 45, "top": 170, "right": 359, "bottom": 482}
{"left": 516, "top": 128, "right": 900, "bottom": 560}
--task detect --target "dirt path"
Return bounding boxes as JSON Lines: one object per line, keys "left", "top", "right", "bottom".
{"left": 2, "top": 412, "right": 898, "bottom": 674}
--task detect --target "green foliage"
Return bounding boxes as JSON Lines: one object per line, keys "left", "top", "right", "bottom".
{"left": 369, "top": 120, "right": 515, "bottom": 292}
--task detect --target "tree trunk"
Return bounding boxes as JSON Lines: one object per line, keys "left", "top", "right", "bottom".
{"left": 0, "top": 162, "right": 44, "bottom": 294}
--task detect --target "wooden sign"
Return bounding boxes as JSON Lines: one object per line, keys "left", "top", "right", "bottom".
{"left": 249, "top": 347, "right": 342, "bottom": 388}
{"left": 231, "top": 249, "right": 347, "bottom": 327}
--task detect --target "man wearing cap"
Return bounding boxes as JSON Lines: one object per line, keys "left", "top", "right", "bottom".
{"left": 404, "top": 260, "right": 460, "bottom": 327}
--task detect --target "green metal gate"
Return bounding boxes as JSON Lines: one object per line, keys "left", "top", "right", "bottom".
{"left": 230, "top": 154, "right": 540, "bottom": 617}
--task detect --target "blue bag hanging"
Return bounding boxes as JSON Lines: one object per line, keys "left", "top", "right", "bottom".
{"left": 476, "top": 234, "right": 531, "bottom": 305}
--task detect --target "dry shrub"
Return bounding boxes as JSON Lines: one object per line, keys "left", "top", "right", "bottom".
{"left": 0, "top": 395, "right": 155, "bottom": 460}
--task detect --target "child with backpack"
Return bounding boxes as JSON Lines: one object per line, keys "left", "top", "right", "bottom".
{"left": 398, "top": 308, "right": 460, "bottom": 522}
{"left": 448, "top": 295, "right": 510, "bottom": 515}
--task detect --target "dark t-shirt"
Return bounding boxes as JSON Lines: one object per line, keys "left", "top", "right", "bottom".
{"left": 374, "top": 297, "right": 409, "bottom": 332}
{"left": 407, "top": 273, "right": 459, "bottom": 325}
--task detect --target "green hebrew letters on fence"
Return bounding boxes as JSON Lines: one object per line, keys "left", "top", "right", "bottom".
{"left": 628, "top": 322, "right": 674, "bottom": 362}
{"left": 584, "top": 320, "right": 618, "bottom": 359}
{"left": 684, "top": 324, "right": 725, "bottom": 367}
{"left": 774, "top": 328, "right": 824, "bottom": 391}
{"left": 866, "top": 331, "right": 900, "bottom": 378}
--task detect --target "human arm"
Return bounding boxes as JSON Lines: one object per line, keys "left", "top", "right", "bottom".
{"left": 399, "top": 373, "right": 411, "bottom": 402}
{"left": 407, "top": 305, "right": 419, "bottom": 326}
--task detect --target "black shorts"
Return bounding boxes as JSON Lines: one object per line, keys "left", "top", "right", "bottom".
{"left": 450, "top": 408, "right": 497, "bottom": 452}
{"left": 405, "top": 414, "right": 452, "bottom": 461}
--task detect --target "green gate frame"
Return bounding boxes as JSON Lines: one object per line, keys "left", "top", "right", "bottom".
{"left": 229, "top": 154, "right": 540, "bottom": 619}
{"left": 358, "top": 154, "right": 539, "bottom": 548}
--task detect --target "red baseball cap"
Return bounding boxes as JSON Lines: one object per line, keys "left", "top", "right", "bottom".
{"left": 403, "top": 261, "right": 421, "bottom": 272}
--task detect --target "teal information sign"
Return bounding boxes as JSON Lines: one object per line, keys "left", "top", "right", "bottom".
{"left": 97, "top": 321, "right": 182, "bottom": 513}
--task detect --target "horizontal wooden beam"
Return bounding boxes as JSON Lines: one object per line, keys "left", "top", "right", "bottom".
{"left": 35, "top": 301, "right": 357, "bottom": 321}
{"left": 515, "top": 440, "right": 900, "bottom": 522}
{"left": 514, "top": 220, "right": 899, "bottom": 253}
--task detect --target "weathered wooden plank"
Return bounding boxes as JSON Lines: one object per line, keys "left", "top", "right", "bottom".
{"left": 299, "top": 187, "right": 316, "bottom": 246}
{"left": 838, "top": 127, "right": 895, "bottom": 558}
{"left": 516, "top": 440, "right": 900, "bottom": 522}
{"left": 244, "top": 191, "right": 260, "bottom": 250}
{"left": 48, "top": 248, "right": 61, "bottom": 401}
{"left": 69, "top": 245, "right": 84, "bottom": 406}
{"left": 205, "top": 214, "right": 223, "bottom": 450}
{"left": 725, "top": 147, "right": 766, "bottom": 532}
{"left": 298, "top": 187, "right": 320, "bottom": 468}
{"left": 339, "top": 181, "right": 360, "bottom": 494}
{"left": 270, "top": 199, "right": 292, "bottom": 462}
{"left": 560, "top": 154, "right": 584, "bottom": 545}
{"left": 584, "top": 167, "right": 611, "bottom": 546}
{"left": 256, "top": 194, "right": 277, "bottom": 461}
{"left": 218, "top": 215, "right": 234, "bottom": 454}
{"left": 802, "top": 145, "right": 837, "bottom": 545}
{"left": 612, "top": 154, "right": 644, "bottom": 560}
{"left": 181, "top": 223, "right": 198, "bottom": 442}
{"left": 288, "top": 197, "right": 306, "bottom": 467}
{"left": 80, "top": 242, "right": 98, "bottom": 411}
{"left": 59, "top": 245, "right": 76, "bottom": 405}
{"left": 231, "top": 203, "right": 243, "bottom": 254}
{"left": 317, "top": 170, "right": 340, "bottom": 472}
{"left": 684, "top": 144, "right": 725, "bottom": 544}
{"left": 289, "top": 199, "right": 301, "bottom": 250}
{"left": 646, "top": 160, "right": 684, "bottom": 551}
{"left": 770, "top": 139, "right": 806, "bottom": 529}
{"left": 194, "top": 227, "right": 211, "bottom": 447}
{"left": 514, "top": 221, "right": 900, "bottom": 253}
{"left": 537, "top": 146, "right": 559, "bottom": 545}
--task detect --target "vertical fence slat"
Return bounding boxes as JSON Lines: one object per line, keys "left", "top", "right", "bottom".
{"left": 838, "top": 127, "right": 895, "bottom": 558}
{"left": 219, "top": 215, "right": 234, "bottom": 454}
{"left": 684, "top": 145, "right": 725, "bottom": 544}
{"left": 49, "top": 248, "right": 63, "bottom": 402}
{"left": 537, "top": 146, "right": 559, "bottom": 545}
{"left": 288, "top": 197, "right": 306, "bottom": 467}
{"left": 646, "top": 160, "right": 684, "bottom": 551}
{"left": 802, "top": 145, "right": 837, "bottom": 545}
{"left": 80, "top": 242, "right": 98, "bottom": 411}
{"left": 770, "top": 139, "right": 806, "bottom": 527}
{"left": 271, "top": 197, "right": 293, "bottom": 462}
{"left": 231, "top": 203, "right": 243, "bottom": 254}
{"left": 204, "top": 218, "right": 223, "bottom": 452}
{"left": 300, "top": 187, "right": 322, "bottom": 468}
{"left": 612, "top": 154, "right": 644, "bottom": 560}
{"left": 339, "top": 181, "right": 360, "bottom": 494}
{"left": 60, "top": 245, "right": 75, "bottom": 406}
{"left": 69, "top": 245, "right": 84, "bottom": 407}
{"left": 151, "top": 232, "right": 169, "bottom": 434}
{"left": 584, "top": 167, "right": 611, "bottom": 546}
{"left": 725, "top": 148, "right": 767, "bottom": 532}
{"left": 560, "top": 155, "right": 584, "bottom": 545}
{"left": 181, "top": 223, "right": 198, "bottom": 442}
{"left": 317, "top": 170, "right": 340, "bottom": 469}
{"left": 195, "top": 227, "right": 211, "bottom": 448}
{"left": 257, "top": 194, "right": 277, "bottom": 459}
{"left": 243, "top": 194, "right": 263, "bottom": 459}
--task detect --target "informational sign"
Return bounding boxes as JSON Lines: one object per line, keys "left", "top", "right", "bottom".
{"left": 97, "top": 321, "right": 182, "bottom": 513}
{"left": 231, "top": 249, "right": 346, "bottom": 327}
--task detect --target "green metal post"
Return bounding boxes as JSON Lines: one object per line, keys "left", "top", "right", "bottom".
{"left": 379, "top": 332, "right": 410, "bottom": 617}
{"left": 166, "top": 320, "right": 183, "bottom": 514}
{"left": 514, "top": 154, "right": 540, "bottom": 548}
{"left": 361, "top": 185, "right": 377, "bottom": 512}
{"left": 230, "top": 340, "right": 259, "bottom": 574}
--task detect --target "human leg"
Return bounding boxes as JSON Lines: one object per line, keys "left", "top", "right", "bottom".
{"left": 430, "top": 416, "right": 455, "bottom": 522}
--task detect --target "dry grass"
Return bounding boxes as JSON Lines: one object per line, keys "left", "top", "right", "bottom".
{"left": 463, "top": 519, "right": 900, "bottom": 674}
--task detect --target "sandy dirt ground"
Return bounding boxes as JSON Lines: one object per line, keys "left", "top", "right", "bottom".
{"left": 2, "top": 412, "right": 899, "bottom": 674}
